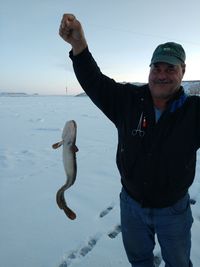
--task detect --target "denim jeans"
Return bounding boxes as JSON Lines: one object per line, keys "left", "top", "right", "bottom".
{"left": 120, "top": 187, "right": 193, "bottom": 267}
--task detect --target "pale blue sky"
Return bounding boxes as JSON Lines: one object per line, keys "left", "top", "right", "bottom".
{"left": 1, "top": 0, "right": 200, "bottom": 95}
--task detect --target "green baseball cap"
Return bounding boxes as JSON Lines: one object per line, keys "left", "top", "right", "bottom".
{"left": 150, "top": 42, "right": 186, "bottom": 66}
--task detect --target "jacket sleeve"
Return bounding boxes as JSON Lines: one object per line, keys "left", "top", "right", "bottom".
{"left": 69, "top": 47, "right": 132, "bottom": 126}
{"left": 198, "top": 97, "right": 200, "bottom": 148}
{"left": 192, "top": 96, "right": 200, "bottom": 149}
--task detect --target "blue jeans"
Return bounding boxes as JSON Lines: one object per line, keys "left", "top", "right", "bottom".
{"left": 120, "top": 188, "right": 193, "bottom": 267}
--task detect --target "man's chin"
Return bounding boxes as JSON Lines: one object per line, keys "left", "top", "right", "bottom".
{"left": 150, "top": 85, "right": 174, "bottom": 98}
{"left": 154, "top": 94, "right": 171, "bottom": 100}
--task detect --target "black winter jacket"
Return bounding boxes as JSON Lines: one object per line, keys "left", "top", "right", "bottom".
{"left": 70, "top": 47, "right": 200, "bottom": 208}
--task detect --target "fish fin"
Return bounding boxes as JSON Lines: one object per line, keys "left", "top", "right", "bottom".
{"left": 71, "top": 145, "right": 79, "bottom": 153}
{"left": 52, "top": 141, "right": 63, "bottom": 149}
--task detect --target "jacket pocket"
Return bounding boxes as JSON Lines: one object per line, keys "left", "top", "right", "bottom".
{"left": 118, "top": 139, "right": 139, "bottom": 179}
{"left": 170, "top": 193, "right": 190, "bottom": 215}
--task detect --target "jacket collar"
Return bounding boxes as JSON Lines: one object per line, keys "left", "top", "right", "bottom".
{"left": 145, "top": 84, "right": 188, "bottom": 113}
{"left": 167, "top": 87, "right": 188, "bottom": 113}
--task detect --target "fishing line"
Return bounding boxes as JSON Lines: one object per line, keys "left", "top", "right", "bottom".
{"left": 86, "top": 22, "right": 200, "bottom": 47}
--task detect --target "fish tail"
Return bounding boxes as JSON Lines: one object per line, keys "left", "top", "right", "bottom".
{"left": 56, "top": 191, "right": 76, "bottom": 220}
{"left": 63, "top": 206, "right": 76, "bottom": 220}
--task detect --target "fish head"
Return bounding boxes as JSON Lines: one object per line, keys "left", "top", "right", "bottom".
{"left": 62, "top": 120, "right": 77, "bottom": 142}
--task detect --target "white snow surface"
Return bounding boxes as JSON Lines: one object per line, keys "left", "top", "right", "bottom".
{"left": 0, "top": 96, "right": 200, "bottom": 267}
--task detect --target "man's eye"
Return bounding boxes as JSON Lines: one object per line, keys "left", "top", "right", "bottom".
{"left": 152, "top": 66, "right": 159, "bottom": 72}
{"left": 167, "top": 68, "right": 175, "bottom": 73}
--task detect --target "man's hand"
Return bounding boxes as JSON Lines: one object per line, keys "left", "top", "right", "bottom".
{"left": 59, "top": 14, "right": 87, "bottom": 55}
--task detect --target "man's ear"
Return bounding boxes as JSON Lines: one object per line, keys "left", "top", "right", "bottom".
{"left": 181, "top": 64, "right": 186, "bottom": 76}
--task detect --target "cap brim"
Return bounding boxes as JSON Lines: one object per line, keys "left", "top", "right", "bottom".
{"left": 150, "top": 55, "right": 183, "bottom": 66}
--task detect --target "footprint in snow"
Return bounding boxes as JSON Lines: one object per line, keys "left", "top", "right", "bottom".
{"left": 99, "top": 204, "right": 114, "bottom": 218}
{"left": 58, "top": 236, "right": 100, "bottom": 267}
{"left": 58, "top": 224, "right": 122, "bottom": 266}
{"left": 154, "top": 252, "right": 162, "bottom": 267}
{"left": 58, "top": 205, "right": 120, "bottom": 267}
{"left": 107, "top": 224, "right": 121, "bottom": 239}
{"left": 35, "top": 127, "right": 61, "bottom": 132}
{"left": 190, "top": 198, "right": 196, "bottom": 205}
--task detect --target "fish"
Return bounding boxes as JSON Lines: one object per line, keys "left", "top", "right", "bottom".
{"left": 52, "top": 120, "right": 78, "bottom": 220}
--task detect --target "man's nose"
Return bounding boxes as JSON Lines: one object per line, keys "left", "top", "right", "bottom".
{"left": 157, "top": 71, "right": 168, "bottom": 81}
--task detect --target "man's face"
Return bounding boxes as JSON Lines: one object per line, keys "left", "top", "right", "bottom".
{"left": 148, "top": 62, "right": 185, "bottom": 100}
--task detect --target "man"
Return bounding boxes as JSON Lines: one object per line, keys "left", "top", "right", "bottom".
{"left": 59, "top": 14, "right": 200, "bottom": 267}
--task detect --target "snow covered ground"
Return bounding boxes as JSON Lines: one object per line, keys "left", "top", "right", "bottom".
{"left": 0, "top": 95, "right": 200, "bottom": 267}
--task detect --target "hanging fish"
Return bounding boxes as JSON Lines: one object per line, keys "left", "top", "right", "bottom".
{"left": 52, "top": 120, "right": 78, "bottom": 220}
